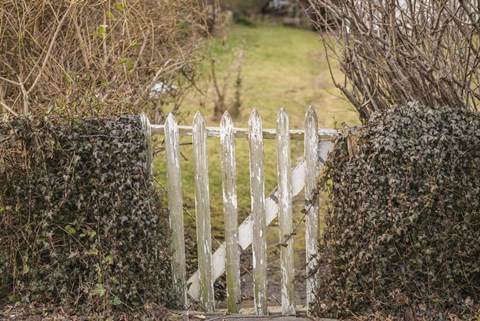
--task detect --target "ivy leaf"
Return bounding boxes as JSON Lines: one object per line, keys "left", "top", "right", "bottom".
{"left": 91, "top": 283, "right": 105, "bottom": 297}
{"left": 65, "top": 225, "right": 76, "bottom": 235}
{"left": 87, "top": 248, "right": 99, "bottom": 256}
{"left": 112, "top": 296, "right": 122, "bottom": 306}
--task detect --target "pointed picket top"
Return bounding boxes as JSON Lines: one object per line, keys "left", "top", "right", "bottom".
{"left": 164, "top": 113, "right": 180, "bottom": 180}
{"left": 276, "top": 107, "right": 291, "bottom": 157}
{"left": 304, "top": 106, "right": 319, "bottom": 146}
{"left": 277, "top": 107, "right": 289, "bottom": 126}
{"left": 305, "top": 106, "right": 318, "bottom": 124}
{"left": 166, "top": 112, "right": 176, "bottom": 123}
{"left": 165, "top": 113, "right": 177, "bottom": 132}
{"left": 164, "top": 113, "right": 179, "bottom": 170}
{"left": 220, "top": 111, "right": 233, "bottom": 134}
{"left": 248, "top": 109, "right": 262, "bottom": 137}
{"left": 165, "top": 114, "right": 179, "bottom": 150}
{"left": 193, "top": 111, "right": 206, "bottom": 129}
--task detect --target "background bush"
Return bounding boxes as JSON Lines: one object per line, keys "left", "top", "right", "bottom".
{"left": 0, "top": 116, "right": 175, "bottom": 314}
{"left": 306, "top": 0, "right": 479, "bottom": 121}
{"left": 0, "top": 0, "right": 206, "bottom": 117}
{"left": 222, "top": 0, "right": 269, "bottom": 17}
{"left": 314, "top": 103, "right": 480, "bottom": 320}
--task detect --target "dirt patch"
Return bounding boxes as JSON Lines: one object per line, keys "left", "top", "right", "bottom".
{"left": 237, "top": 246, "right": 307, "bottom": 309}
{"left": 214, "top": 195, "right": 310, "bottom": 310}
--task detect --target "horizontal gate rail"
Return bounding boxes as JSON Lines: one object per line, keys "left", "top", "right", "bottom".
{"left": 151, "top": 124, "right": 338, "bottom": 140}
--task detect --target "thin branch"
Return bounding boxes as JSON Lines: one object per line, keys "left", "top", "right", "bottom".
{"left": 0, "top": 101, "right": 19, "bottom": 116}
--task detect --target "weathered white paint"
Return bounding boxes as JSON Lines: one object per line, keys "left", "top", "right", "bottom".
{"left": 140, "top": 114, "right": 152, "bottom": 177}
{"left": 151, "top": 124, "right": 338, "bottom": 140}
{"left": 248, "top": 109, "right": 268, "bottom": 316}
{"left": 304, "top": 107, "right": 319, "bottom": 312}
{"left": 192, "top": 112, "right": 215, "bottom": 312}
{"left": 164, "top": 114, "right": 188, "bottom": 308}
{"left": 164, "top": 109, "right": 338, "bottom": 309}
{"left": 220, "top": 112, "right": 241, "bottom": 313}
{"left": 276, "top": 109, "right": 295, "bottom": 316}
{"left": 318, "top": 140, "right": 334, "bottom": 167}
{"left": 186, "top": 158, "right": 318, "bottom": 302}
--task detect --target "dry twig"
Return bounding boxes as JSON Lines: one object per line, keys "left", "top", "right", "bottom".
{"left": 306, "top": 0, "right": 480, "bottom": 121}
{"left": 0, "top": 0, "right": 208, "bottom": 117}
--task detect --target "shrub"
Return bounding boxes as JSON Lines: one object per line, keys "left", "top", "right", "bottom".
{"left": 0, "top": 116, "right": 175, "bottom": 315}
{"left": 222, "top": 0, "right": 268, "bottom": 17}
{"left": 0, "top": 0, "right": 206, "bottom": 117}
{"left": 306, "top": 0, "right": 480, "bottom": 121}
{"left": 314, "top": 103, "right": 480, "bottom": 320}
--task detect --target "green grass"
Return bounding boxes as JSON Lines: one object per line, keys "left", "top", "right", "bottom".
{"left": 153, "top": 23, "right": 358, "bottom": 242}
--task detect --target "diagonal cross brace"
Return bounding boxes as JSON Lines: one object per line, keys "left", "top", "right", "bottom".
{"left": 186, "top": 141, "right": 333, "bottom": 302}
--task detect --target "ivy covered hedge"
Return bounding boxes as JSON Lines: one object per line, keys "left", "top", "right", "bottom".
{"left": 314, "top": 103, "right": 480, "bottom": 320}
{"left": 0, "top": 116, "right": 175, "bottom": 315}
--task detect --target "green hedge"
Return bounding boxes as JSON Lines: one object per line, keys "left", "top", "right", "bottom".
{"left": 314, "top": 103, "right": 480, "bottom": 320}
{"left": 0, "top": 116, "right": 176, "bottom": 314}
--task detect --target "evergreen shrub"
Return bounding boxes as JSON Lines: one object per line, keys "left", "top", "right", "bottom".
{"left": 0, "top": 116, "right": 175, "bottom": 314}
{"left": 314, "top": 103, "right": 480, "bottom": 320}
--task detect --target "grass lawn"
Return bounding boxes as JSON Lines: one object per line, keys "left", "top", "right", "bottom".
{"left": 153, "top": 22, "right": 359, "bottom": 243}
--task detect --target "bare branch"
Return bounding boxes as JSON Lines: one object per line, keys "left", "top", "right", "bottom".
{"left": 307, "top": 0, "right": 480, "bottom": 120}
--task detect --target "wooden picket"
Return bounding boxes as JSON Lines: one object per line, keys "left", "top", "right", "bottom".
{"left": 248, "top": 110, "right": 268, "bottom": 316}
{"left": 153, "top": 108, "right": 337, "bottom": 315}
{"left": 277, "top": 109, "right": 295, "bottom": 316}
{"left": 192, "top": 112, "right": 215, "bottom": 312}
{"left": 220, "top": 112, "right": 241, "bottom": 313}
{"left": 304, "top": 107, "right": 320, "bottom": 312}
{"left": 164, "top": 114, "right": 188, "bottom": 308}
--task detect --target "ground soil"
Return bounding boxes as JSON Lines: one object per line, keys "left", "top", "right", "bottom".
{"left": 211, "top": 194, "right": 311, "bottom": 311}
{"left": 235, "top": 245, "right": 307, "bottom": 310}
{"left": 0, "top": 303, "right": 177, "bottom": 321}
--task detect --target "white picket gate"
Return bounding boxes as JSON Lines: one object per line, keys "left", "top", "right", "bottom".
{"left": 147, "top": 107, "right": 338, "bottom": 315}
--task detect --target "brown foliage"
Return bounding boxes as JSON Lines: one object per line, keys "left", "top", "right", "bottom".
{"left": 306, "top": 0, "right": 480, "bottom": 121}
{"left": 0, "top": 0, "right": 208, "bottom": 117}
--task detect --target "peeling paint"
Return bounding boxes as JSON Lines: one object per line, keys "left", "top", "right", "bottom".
{"left": 248, "top": 109, "right": 268, "bottom": 315}
{"left": 164, "top": 113, "right": 188, "bottom": 307}
{"left": 276, "top": 109, "right": 295, "bottom": 316}
{"left": 192, "top": 112, "right": 215, "bottom": 312}
{"left": 220, "top": 111, "right": 241, "bottom": 312}
{"left": 177, "top": 109, "right": 335, "bottom": 314}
